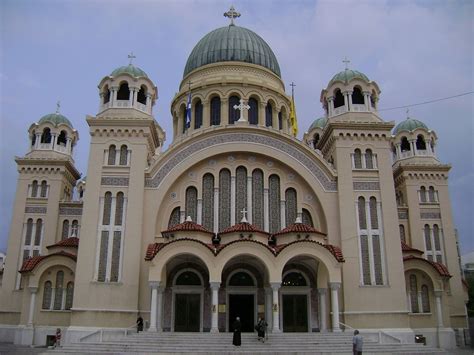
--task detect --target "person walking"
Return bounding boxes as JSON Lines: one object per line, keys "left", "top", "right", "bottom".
{"left": 352, "top": 329, "right": 363, "bottom": 355}
{"left": 232, "top": 316, "right": 242, "bottom": 346}
{"left": 136, "top": 314, "right": 144, "bottom": 333}
{"left": 256, "top": 317, "right": 268, "bottom": 343}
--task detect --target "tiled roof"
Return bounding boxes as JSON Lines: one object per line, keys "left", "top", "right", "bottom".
{"left": 219, "top": 222, "right": 269, "bottom": 236}
{"left": 403, "top": 255, "right": 451, "bottom": 277}
{"left": 46, "top": 237, "right": 79, "bottom": 249}
{"left": 401, "top": 241, "right": 423, "bottom": 254}
{"left": 161, "top": 221, "right": 214, "bottom": 236}
{"left": 273, "top": 223, "right": 326, "bottom": 237}
{"left": 146, "top": 239, "right": 216, "bottom": 261}
{"left": 19, "top": 251, "right": 77, "bottom": 273}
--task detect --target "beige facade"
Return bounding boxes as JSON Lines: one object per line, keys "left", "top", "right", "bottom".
{"left": 0, "top": 18, "right": 468, "bottom": 350}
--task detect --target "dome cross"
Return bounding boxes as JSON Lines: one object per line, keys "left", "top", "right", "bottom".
{"left": 224, "top": 5, "right": 241, "bottom": 26}
{"left": 128, "top": 52, "right": 136, "bottom": 65}
{"left": 343, "top": 57, "right": 350, "bottom": 70}
{"left": 56, "top": 101, "right": 61, "bottom": 114}
{"left": 234, "top": 99, "right": 250, "bottom": 122}
{"left": 240, "top": 208, "right": 248, "bottom": 223}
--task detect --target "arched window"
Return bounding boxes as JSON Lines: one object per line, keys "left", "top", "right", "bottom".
{"left": 42, "top": 281, "right": 52, "bottom": 309}
{"left": 53, "top": 271, "right": 64, "bottom": 310}
{"left": 210, "top": 97, "right": 221, "bottom": 126}
{"left": 248, "top": 98, "right": 258, "bottom": 125}
{"left": 302, "top": 209, "right": 314, "bottom": 227}
{"left": 62, "top": 220, "right": 70, "bottom": 240}
{"left": 24, "top": 218, "right": 33, "bottom": 248}
{"left": 202, "top": 173, "right": 215, "bottom": 231}
{"left": 354, "top": 149, "right": 362, "bottom": 169}
{"left": 194, "top": 100, "right": 203, "bottom": 129}
{"left": 176, "top": 271, "right": 201, "bottom": 286}
{"left": 424, "top": 224, "right": 432, "bottom": 251}
{"left": 137, "top": 85, "right": 147, "bottom": 105}
{"left": 420, "top": 186, "right": 427, "bottom": 203}
{"left": 265, "top": 102, "right": 273, "bottom": 127}
{"left": 119, "top": 145, "right": 128, "bottom": 166}
{"left": 433, "top": 224, "right": 441, "bottom": 251}
{"left": 352, "top": 87, "right": 364, "bottom": 105}
{"left": 401, "top": 137, "right": 411, "bottom": 152}
{"left": 285, "top": 188, "right": 297, "bottom": 226}
{"left": 168, "top": 207, "right": 180, "bottom": 228}
{"left": 31, "top": 130, "right": 36, "bottom": 146}
{"left": 229, "top": 271, "right": 254, "bottom": 286}
{"left": 219, "top": 169, "right": 231, "bottom": 231}
{"left": 103, "top": 192, "right": 112, "bottom": 225}
{"left": 416, "top": 134, "right": 426, "bottom": 150}
{"left": 57, "top": 130, "right": 67, "bottom": 146}
{"left": 252, "top": 169, "right": 264, "bottom": 228}
{"left": 228, "top": 95, "right": 240, "bottom": 124}
{"left": 34, "top": 219, "right": 43, "bottom": 246}
{"left": 97, "top": 230, "right": 109, "bottom": 282}
{"left": 65, "top": 282, "right": 74, "bottom": 310}
{"left": 365, "top": 149, "right": 374, "bottom": 169}
{"left": 41, "top": 128, "right": 51, "bottom": 144}
{"left": 358, "top": 197, "right": 367, "bottom": 229}
{"left": 108, "top": 145, "right": 116, "bottom": 165}
{"left": 114, "top": 192, "right": 124, "bottom": 226}
{"left": 282, "top": 272, "right": 307, "bottom": 286}
{"left": 71, "top": 220, "right": 79, "bottom": 237}
{"left": 334, "top": 89, "right": 344, "bottom": 108}
{"left": 313, "top": 133, "right": 320, "bottom": 149}
{"left": 399, "top": 225, "right": 406, "bottom": 243}
{"left": 369, "top": 197, "right": 378, "bottom": 229}
{"left": 421, "top": 285, "right": 430, "bottom": 313}
{"left": 409, "top": 275, "right": 419, "bottom": 312}
{"left": 40, "top": 180, "right": 48, "bottom": 197}
{"left": 428, "top": 186, "right": 436, "bottom": 202}
{"left": 103, "top": 85, "right": 111, "bottom": 104}
{"left": 117, "top": 82, "right": 130, "bottom": 100}
{"left": 110, "top": 229, "right": 122, "bottom": 282}
{"left": 185, "top": 186, "right": 198, "bottom": 222}
{"left": 31, "top": 180, "right": 38, "bottom": 197}
{"left": 269, "top": 175, "right": 281, "bottom": 233}
{"left": 278, "top": 111, "right": 283, "bottom": 130}
{"left": 235, "top": 166, "right": 247, "bottom": 222}
{"left": 182, "top": 106, "right": 187, "bottom": 133}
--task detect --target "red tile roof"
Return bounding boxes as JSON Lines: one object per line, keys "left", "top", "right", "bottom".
{"left": 273, "top": 223, "right": 327, "bottom": 237}
{"left": 46, "top": 237, "right": 79, "bottom": 249}
{"left": 161, "top": 221, "right": 214, "bottom": 237}
{"left": 19, "top": 251, "right": 77, "bottom": 273}
{"left": 219, "top": 222, "right": 269, "bottom": 236}
{"left": 403, "top": 255, "right": 451, "bottom": 277}
{"left": 401, "top": 241, "right": 423, "bottom": 254}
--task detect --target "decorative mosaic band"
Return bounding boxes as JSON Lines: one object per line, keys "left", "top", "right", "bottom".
{"left": 353, "top": 181, "right": 380, "bottom": 191}
{"left": 25, "top": 206, "right": 47, "bottom": 214}
{"left": 145, "top": 133, "right": 337, "bottom": 191}
{"left": 101, "top": 177, "right": 129, "bottom": 186}
{"left": 420, "top": 212, "right": 441, "bottom": 219}
{"left": 59, "top": 207, "right": 83, "bottom": 216}
{"left": 398, "top": 211, "right": 408, "bottom": 219}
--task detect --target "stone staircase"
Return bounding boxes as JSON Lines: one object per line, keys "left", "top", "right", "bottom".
{"left": 47, "top": 331, "right": 446, "bottom": 354}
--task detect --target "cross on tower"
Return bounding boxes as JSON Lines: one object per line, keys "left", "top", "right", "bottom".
{"left": 56, "top": 101, "right": 61, "bottom": 114}
{"left": 406, "top": 108, "right": 410, "bottom": 119}
{"left": 187, "top": 80, "right": 193, "bottom": 91}
{"left": 128, "top": 52, "right": 136, "bottom": 65}
{"left": 343, "top": 57, "right": 350, "bottom": 70}
{"left": 290, "top": 82, "right": 296, "bottom": 96}
{"left": 234, "top": 99, "right": 250, "bottom": 122}
{"left": 224, "top": 5, "right": 241, "bottom": 26}
{"left": 240, "top": 208, "right": 248, "bottom": 223}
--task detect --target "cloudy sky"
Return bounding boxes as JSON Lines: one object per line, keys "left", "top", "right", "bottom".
{"left": 1, "top": 0, "right": 472, "bottom": 255}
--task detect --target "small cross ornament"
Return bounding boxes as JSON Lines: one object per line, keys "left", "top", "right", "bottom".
{"left": 240, "top": 208, "right": 248, "bottom": 223}
{"left": 56, "top": 101, "right": 61, "bottom": 114}
{"left": 343, "top": 57, "right": 350, "bottom": 70}
{"left": 234, "top": 99, "right": 250, "bottom": 122}
{"left": 128, "top": 52, "right": 136, "bottom": 65}
{"left": 224, "top": 5, "right": 241, "bottom": 26}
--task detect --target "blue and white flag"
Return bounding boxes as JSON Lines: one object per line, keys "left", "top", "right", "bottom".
{"left": 186, "top": 91, "right": 192, "bottom": 129}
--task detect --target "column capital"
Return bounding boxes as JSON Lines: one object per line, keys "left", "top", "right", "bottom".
{"left": 210, "top": 282, "right": 220, "bottom": 290}
{"left": 317, "top": 288, "right": 328, "bottom": 295}
{"left": 434, "top": 290, "right": 443, "bottom": 297}
{"left": 149, "top": 281, "right": 162, "bottom": 289}
{"left": 329, "top": 282, "right": 341, "bottom": 291}
{"left": 327, "top": 96, "right": 334, "bottom": 101}
{"left": 270, "top": 282, "right": 281, "bottom": 290}
{"left": 29, "top": 286, "right": 38, "bottom": 294}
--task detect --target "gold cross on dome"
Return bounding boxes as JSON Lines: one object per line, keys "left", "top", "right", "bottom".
{"left": 56, "top": 101, "right": 61, "bottom": 113}
{"left": 224, "top": 5, "right": 241, "bottom": 26}
{"left": 128, "top": 52, "right": 136, "bottom": 65}
{"left": 343, "top": 57, "right": 350, "bottom": 70}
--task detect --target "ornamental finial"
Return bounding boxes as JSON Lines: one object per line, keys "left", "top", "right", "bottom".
{"left": 128, "top": 52, "right": 136, "bottom": 65}
{"left": 343, "top": 57, "right": 350, "bottom": 70}
{"left": 56, "top": 101, "right": 60, "bottom": 114}
{"left": 224, "top": 5, "right": 241, "bottom": 26}
{"left": 240, "top": 208, "right": 248, "bottom": 223}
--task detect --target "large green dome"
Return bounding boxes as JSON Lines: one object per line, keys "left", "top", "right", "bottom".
{"left": 110, "top": 64, "right": 148, "bottom": 78}
{"left": 38, "top": 113, "right": 73, "bottom": 128}
{"left": 184, "top": 25, "right": 281, "bottom": 78}
{"left": 393, "top": 117, "right": 429, "bottom": 135}
{"left": 329, "top": 69, "right": 369, "bottom": 85}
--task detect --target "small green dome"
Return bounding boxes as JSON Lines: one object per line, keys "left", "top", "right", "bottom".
{"left": 309, "top": 117, "right": 327, "bottom": 131}
{"left": 393, "top": 118, "right": 429, "bottom": 135}
{"left": 110, "top": 64, "right": 148, "bottom": 78}
{"left": 329, "top": 69, "right": 369, "bottom": 86}
{"left": 184, "top": 25, "right": 281, "bottom": 78}
{"left": 38, "top": 113, "right": 73, "bottom": 128}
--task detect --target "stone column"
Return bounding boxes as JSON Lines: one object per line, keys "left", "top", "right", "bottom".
{"left": 272, "top": 109, "right": 279, "bottom": 128}
{"left": 230, "top": 176, "right": 236, "bottom": 225}
{"left": 197, "top": 199, "right": 203, "bottom": 225}
{"left": 347, "top": 91, "right": 353, "bottom": 111}
{"left": 327, "top": 96, "right": 334, "bottom": 117}
{"left": 129, "top": 88, "right": 135, "bottom": 108}
{"left": 263, "top": 188, "right": 270, "bottom": 232}
{"left": 156, "top": 286, "right": 164, "bottom": 332}
{"left": 410, "top": 140, "right": 416, "bottom": 156}
{"left": 247, "top": 176, "right": 253, "bottom": 224}
{"left": 258, "top": 102, "right": 265, "bottom": 126}
{"left": 329, "top": 282, "right": 341, "bottom": 332}
{"left": 51, "top": 134, "right": 57, "bottom": 150}
{"left": 318, "top": 288, "right": 327, "bottom": 332}
{"left": 221, "top": 98, "right": 228, "bottom": 126}
{"left": 271, "top": 282, "right": 281, "bottom": 332}
{"left": 35, "top": 133, "right": 41, "bottom": 149}
{"left": 280, "top": 200, "right": 286, "bottom": 229}
{"left": 343, "top": 92, "right": 350, "bottom": 112}
{"left": 27, "top": 287, "right": 38, "bottom": 326}
{"left": 149, "top": 282, "right": 159, "bottom": 332}
{"left": 146, "top": 93, "right": 153, "bottom": 114}
{"left": 177, "top": 112, "right": 184, "bottom": 137}
{"left": 396, "top": 144, "right": 402, "bottom": 159}
{"left": 66, "top": 137, "right": 72, "bottom": 154}
{"left": 213, "top": 187, "right": 219, "bottom": 233}
{"left": 210, "top": 282, "right": 220, "bottom": 333}
{"left": 434, "top": 290, "right": 444, "bottom": 327}
{"left": 265, "top": 287, "right": 273, "bottom": 328}
{"left": 202, "top": 100, "right": 210, "bottom": 128}
{"left": 111, "top": 87, "right": 118, "bottom": 107}
{"left": 363, "top": 91, "right": 371, "bottom": 111}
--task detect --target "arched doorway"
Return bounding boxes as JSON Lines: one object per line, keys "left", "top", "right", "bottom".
{"left": 226, "top": 269, "right": 257, "bottom": 332}
{"left": 173, "top": 269, "right": 203, "bottom": 332}
{"left": 281, "top": 270, "right": 310, "bottom": 332}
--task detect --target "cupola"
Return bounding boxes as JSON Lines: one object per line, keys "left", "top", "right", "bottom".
{"left": 97, "top": 53, "right": 157, "bottom": 115}
{"left": 304, "top": 116, "right": 327, "bottom": 150}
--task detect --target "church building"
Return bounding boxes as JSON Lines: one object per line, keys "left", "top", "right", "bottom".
{"left": 0, "top": 7, "right": 468, "bottom": 349}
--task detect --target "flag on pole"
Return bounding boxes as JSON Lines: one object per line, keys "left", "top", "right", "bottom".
{"left": 289, "top": 93, "right": 298, "bottom": 136}
{"left": 185, "top": 91, "right": 192, "bottom": 129}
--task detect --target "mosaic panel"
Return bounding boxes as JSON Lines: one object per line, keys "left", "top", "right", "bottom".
{"left": 420, "top": 212, "right": 441, "bottom": 219}
{"left": 369, "top": 197, "right": 378, "bottom": 229}
{"left": 25, "top": 206, "right": 47, "bottom": 214}
{"left": 252, "top": 169, "right": 264, "bottom": 229}
{"left": 185, "top": 186, "right": 198, "bottom": 222}
{"left": 269, "top": 175, "right": 281, "bottom": 233}
{"left": 360, "top": 235, "right": 371, "bottom": 285}
{"left": 168, "top": 207, "right": 180, "bottom": 228}
{"left": 235, "top": 167, "right": 247, "bottom": 222}
{"left": 372, "top": 235, "right": 383, "bottom": 285}
{"left": 110, "top": 231, "right": 121, "bottom": 282}
{"left": 101, "top": 177, "right": 129, "bottom": 187}
{"left": 219, "top": 169, "right": 231, "bottom": 231}
{"left": 398, "top": 211, "right": 408, "bottom": 219}
{"left": 302, "top": 209, "right": 314, "bottom": 227}
{"left": 97, "top": 231, "right": 109, "bottom": 282}
{"left": 285, "top": 188, "right": 297, "bottom": 226}
{"left": 353, "top": 181, "right": 380, "bottom": 191}
{"left": 59, "top": 207, "right": 83, "bottom": 216}
{"left": 358, "top": 197, "right": 367, "bottom": 230}
{"left": 202, "top": 174, "right": 214, "bottom": 231}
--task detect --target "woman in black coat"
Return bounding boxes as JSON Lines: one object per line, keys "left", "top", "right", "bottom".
{"left": 232, "top": 317, "right": 242, "bottom": 346}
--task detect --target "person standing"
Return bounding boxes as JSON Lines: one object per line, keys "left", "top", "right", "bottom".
{"left": 256, "top": 317, "right": 268, "bottom": 343}
{"left": 136, "top": 314, "right": 144, "bottom": 333}
{"left": 54, "top": 328, "right": 61, "bottom": 348}
{"left": 232, "top": 316, "right": 242, "bottom": 346}
{"left": 352, "top": 329, "right": 363, "bottom": 355}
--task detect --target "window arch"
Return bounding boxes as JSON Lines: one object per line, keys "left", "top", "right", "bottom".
{"left": 219, "top": 169, "right": 231, "bottom": 231}
{"left": 25, "top": 218, "right": 34, "bottom": 246}
{"left": 409, "top": 275, "right": 419, "bottom": 312}
{"left": 114, "top": 192, "right": 124, "bottom": 226}
{"left": 424, "top": 224, "right": 432, "bottom": 251}
{"left": 228, "top": 95, "right": 240, "bottom": 124}
{"left": 401, "top": 137, "right": 411, "bottom": 152}
{"left": 202, "top": 173, "right": 215, "bottom": 231}
{"left": 365, "top": 149, "right": 374, "bottom": 169}
{"left": 302, "top": 208, "right": 314, "bottom": 227}
{"left": 168, "top": 207, "right": 180, "bottom": 228}
{"left": 265, "top": 102, "right": 273, "bottom": 127}
{"left": 41, "top": 128, "right": 51, "bottom": 144}
{"left": 358, "top": 197, "right": 367, "bottom": 229}
{"left": 182, "top": 105, "right": 187, "bottom": 133}
{"left": 40, "top": 180, "right": 48, "bottom": 197}
{"left": 369, "top": 197, "right": 378, "bottom": 229}
{"left": 57, "top": 130, "right": 67, "bottom": 146}
{"left": 185, "top": 186, "right": 198, "bottom": 222}
{"left": 313, "top": 133, "right": 320, "bottom": 148}
{"left": 420, "top": 186, "right": 427, "bottom": 203}
{"left": 108, "top": 145, "right": 116, "bottom": 165}
{"left": 65, "top": 282, "right": 74, "bottom": 310}
{"left": 416, "top": 134, "right": 426, "bottom": 150}
{"left": 428, "top": 186, "right": 436, "bottom": 202}
{"left": 175, "top": 270, "right": 202, "bottom": 286}
{"left": 399, "top": 225, "right": 406, "bottom": 243}
{"left": 235, "top": 166, "right": 247, "bottom": 222}
{"left": 34, "top": 219, "right": 42, "bottom": 246}
{"left": 278, "top": 111, "right": 283, "bottom": 130}
{"left": 117, "top": 82, "right": 130, "bottom": 100}
{"left": 118, "top": 145, "right": 128, "bottom": 166}
{"left": 103, "top": 85, "right": 111, "bottom": 104}
{"left": 334, "top": 89, "right": 344, "bottom": 108}
{"left": 421, "top": 285, "right": 430, "bottom": 313}
{"left": 433, "top": 224, "right": 441, "bottom": 251}
{"left": 354, "top": 149, "right": 362, "bottom": 169}
{"left": 194, "top": 100, "right": 203, "bottom": 129}
{"left": 252, "top": 169, "right": 264, "bottom": 229}
{"left": 248, "top": 97, "right": 258, "bottom": 125}
{"left": 137, "top": 85, "right": 147, "bottom": 105}
{"left": 42, "top": 281, "right": 52, "bottom": 309}
{"left": 285, "top": 188, "right": 297, "bottom": 226}
{"left": 71, "top": 220, "right": 79, "bottom": 237}
{"left": 352, "top": 87, "right": 364, "bottom": 105}
{"left": 102, "top": 192, "right": 112, "bottom": 225}
{"left": 31, "top": 180, "right": 38, "bottom": 197}
{"left": 269, "top": 174, "right": 281, "bottom": 233}
{"left": 229, "top": 271, "right": 254, "bottom": 286}
{"left": 53, "top": 271, "right": 64, "bottom": 310}
{"left": 282, "top": 271, "right": 307, "bottom": 286}
{"left": 210, "top": 96, "right": 221, "bottom": 126}
{"left": 62, "top": 220, "right": 70, "bottom": 240}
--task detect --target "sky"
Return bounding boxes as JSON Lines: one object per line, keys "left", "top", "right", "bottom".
{"left": 0, "top": 0, "right": 473, "bottom": 256}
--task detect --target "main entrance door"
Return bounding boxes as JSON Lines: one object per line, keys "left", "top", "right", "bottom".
{"left": 282, "top": 294, "right": 308, "bottom": 332}
{"left": 228, "top": 294, "right": 254, "bottom": 332}
{"left": 174, "top": 293, "right": 200, "bottom": 332}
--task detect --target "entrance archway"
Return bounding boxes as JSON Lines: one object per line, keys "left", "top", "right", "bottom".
{"left": 227, "top": 270, "right": 257, "bottom": 332}
{"left": 173, "top": 269, "right": 203, "bottom": 332}
{"left": 281, "top": 271, "right": 310, "bottom": 332}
